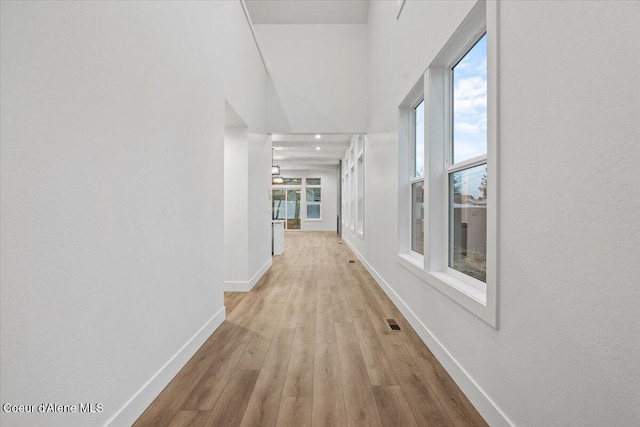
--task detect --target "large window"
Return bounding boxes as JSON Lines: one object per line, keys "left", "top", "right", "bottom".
{"left": 448, "top": 33, "right": 487, "bottom": 282}
{"left": 397, "top": 1, "right": 497, "bottom": 327}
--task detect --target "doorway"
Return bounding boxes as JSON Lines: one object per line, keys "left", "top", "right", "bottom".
{"left": 272, "top": 188, "right": 301, "bottom": 230}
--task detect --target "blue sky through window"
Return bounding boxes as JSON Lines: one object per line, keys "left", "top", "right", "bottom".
{"left": 453, "top": 34, "right": 487, "bottom": 165}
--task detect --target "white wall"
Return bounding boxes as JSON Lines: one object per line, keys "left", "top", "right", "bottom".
{"left": 0, "top": 2, "right": 267, "bottom": 426}
{"left": 224, "top": 128, "right": 271, "bottom": 288}
{"left": 277, "top": 169, "right": 339, "bottom": 232}
{"left": 255, "top": 24, "right": 368, "bottom": 134}
{"left": 224, "top": 126, "right": 250, "bottom": 282}
{"left": 344, "top": 1, "right": 640, "bottom": 426}
{"left": 247, "top": 134, "right": 272, "bottom": 279}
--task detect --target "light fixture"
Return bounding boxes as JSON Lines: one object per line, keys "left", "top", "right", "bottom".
{"left": 316, "top": 146, "right": 321, "bottom": 150}
{"left": 315, "top": 134, "right": 321, "bottom": 139}
{"left": 271, "top": 148, "right": 282, "bottom": 183}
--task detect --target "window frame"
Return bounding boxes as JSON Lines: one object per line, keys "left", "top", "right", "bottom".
{"left": 355, "top": 137, "right": 365, "bottom": 239}
{"left": 305, "top": 180, "right": 322, "bottom": 221}
{"left": 397, "top": 0, "right": 498, "bottom": 327}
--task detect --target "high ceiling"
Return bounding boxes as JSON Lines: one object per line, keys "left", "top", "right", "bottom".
{"left": 247, "top": 1, "right": 363, "bottom": 171}
{"left": 272, "top": 134, "right": 351, "bottom": 171}
{"left": 245, "top": 0, "right": 369, "bottom": 25}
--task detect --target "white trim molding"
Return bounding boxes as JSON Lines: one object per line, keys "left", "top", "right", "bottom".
{"left": 106, "top": 306, "right": 226, "bottom": 426}
{"left": 224, "top": 257, "right": 273, "bottom": 292}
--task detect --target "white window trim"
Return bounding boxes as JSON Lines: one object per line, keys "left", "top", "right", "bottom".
{"left": 397, "top": 0, "right": 498, "bottom": 327}
{"left": 399, "top": 78, "right": 426, "bottom": 260}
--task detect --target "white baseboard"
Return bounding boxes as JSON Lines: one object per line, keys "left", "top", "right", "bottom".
{"left": 224, "top": 257, "right": 272, "bottom": 292}
{"left": 342, "top": 238, "right": 513, "bottom": 427}
{"left": 105, "top": 306, "right": 226, "bottom": 427}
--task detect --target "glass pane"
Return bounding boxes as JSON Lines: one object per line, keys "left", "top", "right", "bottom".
{"left": 306, "top": 188, "right": 321, "bottom": 202}
{"left": 452, "top": 33, "right": 487, "bottom": 164}
{"left": 357, "top": 156, "right": 364, "bottom": 234}
{"left": 411, "top": 181, "right": 424, "bottom": 254}
{"left": 283, "top": 178, "right": 302, "bottom": 185}
{"left": 414, "top": 100, "right": 425, "bottom": 177}
{"left": 350, "top": 166, "right": 355, "bottom": 227}
{"left": 306, "top": 178, "right": 321, "bottom": 185}
{"left": 286, "top": 189, "right": 301, "bottom": 229}
{"left": 307, "top": 203, "right": 320, "bottom": 219}
{"left": 272, "top": 190, "right": 286, "bottom": 220}
{"left": 449, "top": 164, "right": 487, "bottom": 282}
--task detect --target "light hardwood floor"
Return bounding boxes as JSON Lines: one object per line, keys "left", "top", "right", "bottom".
{"left": 134, "top": 232, "right": 487, "bottom": 427}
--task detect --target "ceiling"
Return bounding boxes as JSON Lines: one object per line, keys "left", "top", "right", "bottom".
{"left": 272, "top": 134, "right": 351, "bottom": 171}
{"left": 245, "top": 0, "right": 369, "bottom": 25}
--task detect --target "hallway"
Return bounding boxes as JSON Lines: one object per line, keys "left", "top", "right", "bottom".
{"left": 134, "top": 232, "right": 487, "bottom": 427}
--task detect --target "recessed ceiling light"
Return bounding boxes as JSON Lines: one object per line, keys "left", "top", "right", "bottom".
{"left": 316, "top": 146, "right": 321, "bottom": 150}
{"left": 315, "top": 134, "right": 321, "bottom": 139}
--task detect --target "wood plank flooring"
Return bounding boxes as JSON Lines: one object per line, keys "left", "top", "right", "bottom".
{"left": 224, "top": 292, "right": 246, "bottom": 317}
{"left": 134, "top": 232, "right": 487, "bottom": 427}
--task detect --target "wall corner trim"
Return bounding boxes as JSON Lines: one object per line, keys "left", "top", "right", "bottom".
{"left": 224, "top": 257, "right": 273, "bottom": 292}
{"left": 105, "top": 306, "right": 226, "bottom": 426}
{"left": 342, "top": 238, "right": 513, "bottom": 427}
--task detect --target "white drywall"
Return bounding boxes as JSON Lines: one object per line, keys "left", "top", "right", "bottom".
{"left": 343, "top": 1, "right": 640, "bottom": 426}
{"left": 247, "top": 133, "right": 273, "bottom": 280}
{"left": 255, "top": 24, "right": 368, "bottom": 134}
{"left": 224, "top": 127, "right": 272, "bottom": 288}
{"left": 0, "top": 1, "right": 267, "bottom": 426}
{"left": 278, "top": 169, "right": 339, "bottom": 232}
{"left": 224, "top": 126, "right": 250, "bottom": 282}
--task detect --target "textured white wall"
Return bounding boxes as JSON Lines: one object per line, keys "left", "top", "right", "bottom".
{"left": 0, "top": 1, "right": 267, "bottom": 426}
{"left": 344, "top": 0, "right": 640, "bottom": 425}
{"left": 256, "top": 24, "right": 368, "bottom": 134}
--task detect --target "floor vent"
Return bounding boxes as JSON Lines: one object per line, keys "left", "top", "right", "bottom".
{"left": 349, "top": 260, "right": 356, "bottom": 263}
{"left": 386, "top": 319, "right": 402, "bottom": 331}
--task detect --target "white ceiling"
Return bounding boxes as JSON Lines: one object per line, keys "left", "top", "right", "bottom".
{"left": 245, "top": 0, "right": 369, "bottom": 25}
{"left": 272, "top": 134, "right": 351, "bottom": 171}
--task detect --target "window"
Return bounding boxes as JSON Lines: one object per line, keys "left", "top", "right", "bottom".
{"left": 397, "top": 1, "right": 497, "bottom": 327}
{"left": 272, "top": 178, "right": 302, "bottom": 186}
{"left": 412, "top": 100, "right": 425, "bottom": 254}
{"left": 350, "top": 164, "right": 355, "bottom": 231}
{"left": 306, "top": 187, "right": 321, "bottom": 220}
{"left": 356, "top": 138, "right": 364, "bottom": 238}
{"left": 341, "top": 135, "right": 366, "bottom": 237}
{"left": 448, "top": 33, "right": 487, "bottom": 282}
{"left": 306, "top": 178, "right": 321, "bottom": 185}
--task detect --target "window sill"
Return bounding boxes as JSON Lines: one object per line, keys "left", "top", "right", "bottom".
{"left": 397, "top": 253, "right": 491, "bottom": 324}
{"left": 304, "top": 218, "right": 322, "bottom": 222}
